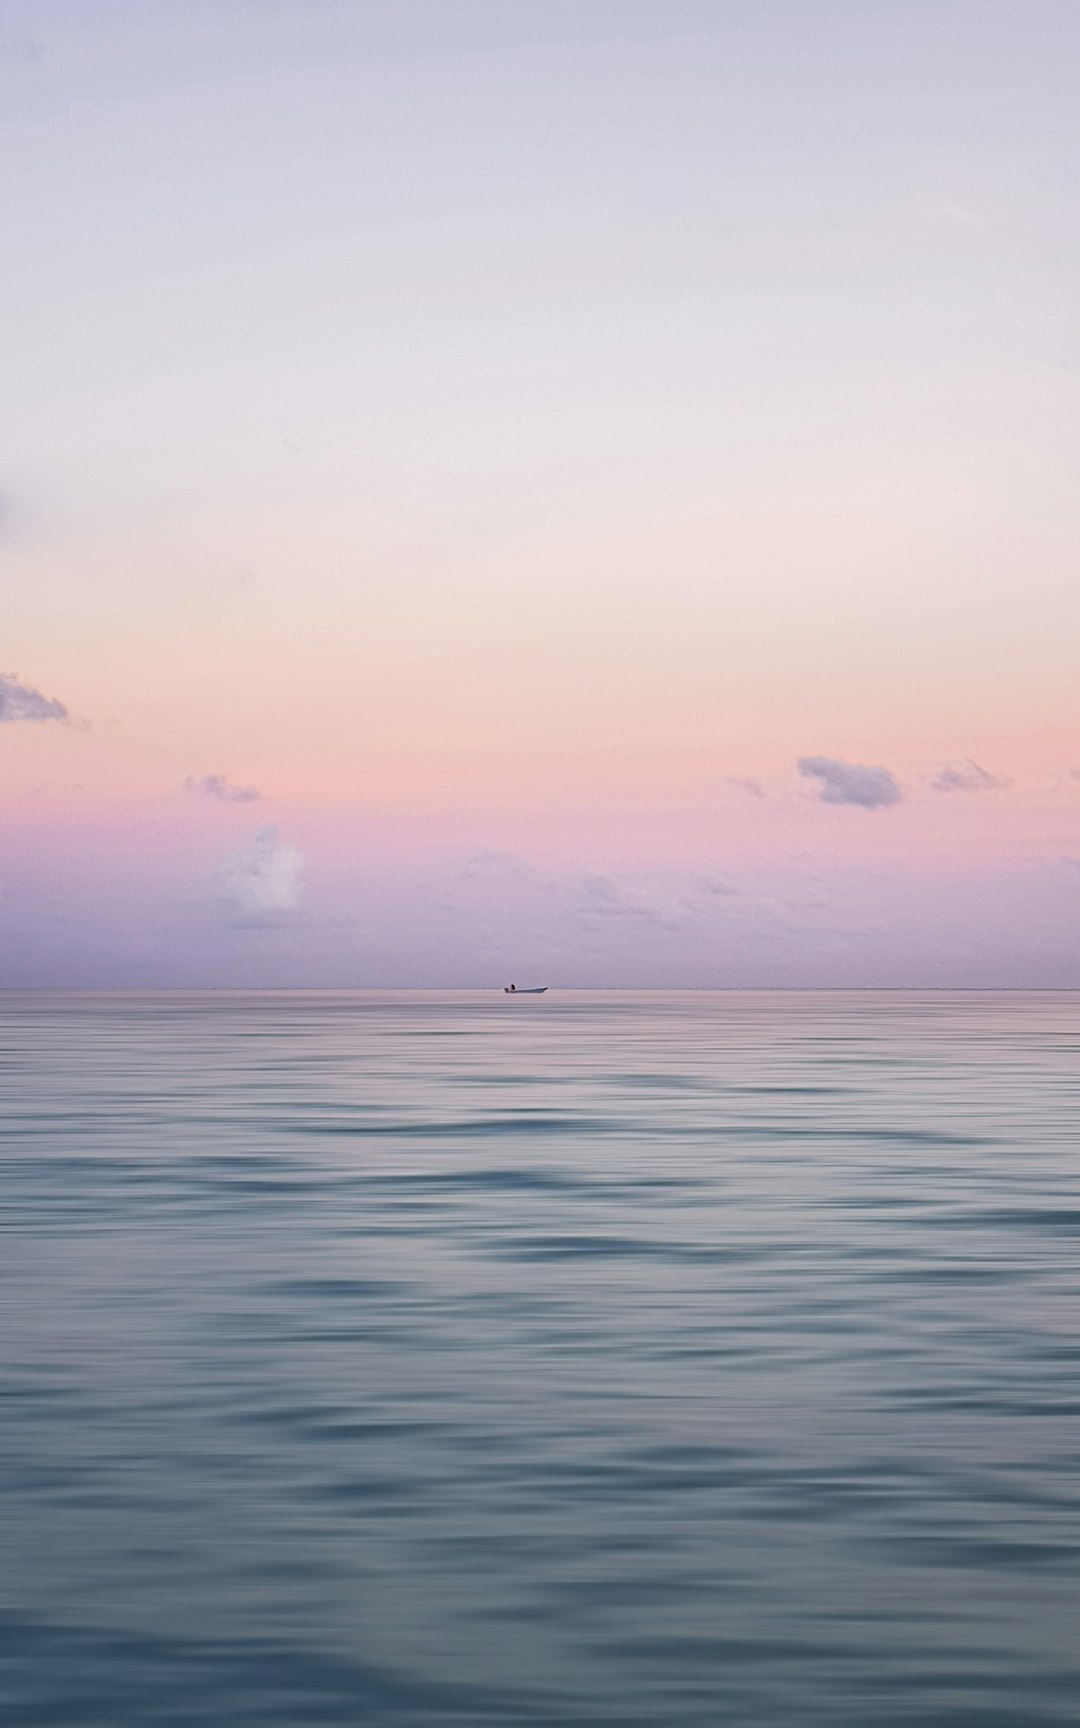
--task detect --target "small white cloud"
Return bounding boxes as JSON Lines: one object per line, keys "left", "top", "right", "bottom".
{"left": 220, "top": 828, "right": 303, "bottom": 922}
{"left": 187, "top": 772, "right": 261, "bottom": 804}
{"left": 940, "top": 200, "right": 985, "bottom": 229}
{"left": 797, "top": 756, "right": 902, "bottom": 810}
{"left": 930, "top": 760, "right": 1010, "bottom": 794}
{"left": 0, "top": 672, "right": 68, "bottom": 725}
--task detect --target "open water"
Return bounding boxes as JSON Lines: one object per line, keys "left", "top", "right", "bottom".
{"left": 2, "top": 990, "right": 1079, "bottom": 1726}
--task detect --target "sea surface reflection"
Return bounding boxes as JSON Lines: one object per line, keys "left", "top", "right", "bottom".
{"left": 3, "top": 990, "right": 1079, "bottom": 1725}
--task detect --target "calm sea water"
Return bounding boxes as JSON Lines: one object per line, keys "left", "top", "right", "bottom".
{"left": 2, "top": 990, "right": 1079, "bottom": 1726}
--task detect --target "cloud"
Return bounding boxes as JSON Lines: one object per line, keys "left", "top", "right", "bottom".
{"left": 0, "top": 33, "right": 45, "bottom": 65}
{"left": 454, "top": 853, "right": 737, "bottom": 942}
{"left": 0, "top": 672, "right": 68, "bottom": 725}
{"left": 695, "top": 873, "right": 739, "bottom": 898}
{"left": 930, "top": 760, "right": 1010, "bottom": 793}
{"left": 462, "top": 850, "right": 535, "bottom": 879}
{"left": 797, "top": 755, "right": 902, "bottom": 809}
{"left": 575, "top": 873, "right": 731, "bottom": 930}
{"left": 940, "top": 200, "right": 985, "bottom": 229}
{"left": 579, "top": 874, "right": 684, "bottom": 928}
{"left": 187, "top": 772, "right": 261, "bottom": 804}
{"left": 220, "top": 828, "right": 304, "bottom": 922}
{"left": 724, "top": 775, "right": 764, "bottom": 798}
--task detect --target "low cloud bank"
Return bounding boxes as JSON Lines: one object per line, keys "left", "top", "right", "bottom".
{"left": 458, "top": 853, "right": 741, "bottom": 941}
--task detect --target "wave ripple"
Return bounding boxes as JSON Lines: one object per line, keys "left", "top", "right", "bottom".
{"left": 3, "top": 989, "right": 1079, "bottom": 1726}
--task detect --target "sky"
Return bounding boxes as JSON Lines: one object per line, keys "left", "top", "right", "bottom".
{"left": 2, "top": 0, "right": 1080, "bottom": 987}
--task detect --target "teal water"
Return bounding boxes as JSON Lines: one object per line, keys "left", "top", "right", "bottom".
{"left": 2, "top": 990, "right": 1079, "bottom": 1726}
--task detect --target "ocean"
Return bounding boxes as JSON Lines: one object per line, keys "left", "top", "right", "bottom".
{"left": 2, "top": 990, "right": 1079, "bottom": 1726}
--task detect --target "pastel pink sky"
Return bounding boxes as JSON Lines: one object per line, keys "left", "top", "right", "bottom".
{"left": 3, "top": 1, "right": 1080, "bottom": 984}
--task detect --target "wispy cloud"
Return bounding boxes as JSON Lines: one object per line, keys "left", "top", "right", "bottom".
{"left": 0, "top": 33, "right": 45, "bottom": 66}
{"left": 220, "top": 828, "right": 303, "bottom": 923}
{"left": 455, "top": 853, "right": 739, "bottom": 941}
{"left": 461, "top": 850, "right": 541, "bottom": 882}
{"left": 930, "top": 760, "right": 1010, "bottom": 793}
{"left": 187, "top": 772, "right": 261, "bottom": 804}
{"left": 797, "top": 755, "right": 902, "bottom": 810}
{"left": 940, "top": 200, "right": 986, "bottom": 229}
{"left": 0, "top": 672, "right": 68, "bottom": 725}
{"left": 724, "top": 775, "right": 764, "bottom": 798}
{"left": 695, "top": 873, "right": 739, "bottom": 899}
{"left": 578, "top": 874, "right": 691, "bottom": 930}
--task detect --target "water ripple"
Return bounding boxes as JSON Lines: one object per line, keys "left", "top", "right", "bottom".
{"left": 3, "top": 989, "right": 1080, "bottom": 1726}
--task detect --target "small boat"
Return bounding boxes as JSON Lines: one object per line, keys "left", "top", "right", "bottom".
{"left": 503, "top": 985, "right": 548, "bottom": 994}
